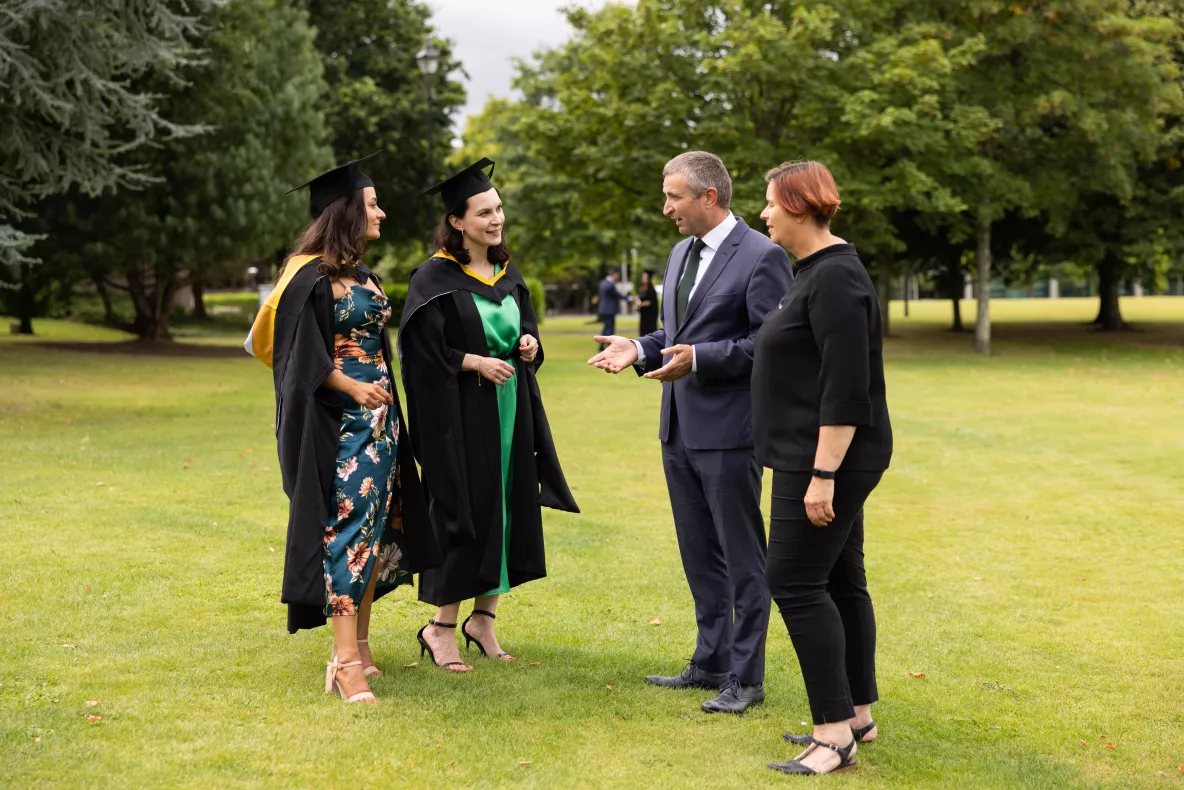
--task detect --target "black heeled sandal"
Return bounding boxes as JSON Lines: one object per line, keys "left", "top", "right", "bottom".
{"left": 416, "top": 620, "right": 471, "bottom": 672}
{"left": 461, "top": 609, "right": 515, "bottom": 661}
{"left": 783, "top": 719, "right": 876, "bottom": 746}
{"left": 769, "top": 736, "right": 858, "bottom": 775}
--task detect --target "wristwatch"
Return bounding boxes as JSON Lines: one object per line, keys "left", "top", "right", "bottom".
{"left": 811, "top": 467, "right": 836, "bottom": 480}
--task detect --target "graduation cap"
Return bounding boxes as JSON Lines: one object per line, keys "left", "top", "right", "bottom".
{"left": 288, "top": 153, "right": 380, "bottom": 219}
{"left": 425, "top": 158, "right": 496, "bottom": 213}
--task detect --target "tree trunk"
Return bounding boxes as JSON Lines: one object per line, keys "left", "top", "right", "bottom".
{"left": 946, "top": 258, "right": 964, "bottom": 331}
{"left": 191, "top": 277, "right": 208, "bottom": 320}
{"left": 1093, "top": 251, "right": 1125, "bottom": 330}
{"left": 15, "top": 262, "right": 36, "bottom": 335}
{"left": 974, "top": 214, "right": 991, "bottom": 355}
{"left": 875, "top": 256, "right": 892, "bottom": 337}
{"left": 123, "top": 266, "right": 178, "bottom": 342}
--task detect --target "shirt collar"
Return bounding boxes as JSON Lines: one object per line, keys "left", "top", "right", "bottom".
{"left": 696, "top": 212, "right": 738, "bottom": 253}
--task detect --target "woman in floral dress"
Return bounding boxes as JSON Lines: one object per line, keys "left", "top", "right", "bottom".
{"left": 247, "top": 156, "right": 441, "bottom": 704}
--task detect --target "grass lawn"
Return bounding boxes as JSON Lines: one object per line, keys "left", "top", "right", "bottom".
{"left": 1, "top": 297, "right": 1182, "bottom": 788}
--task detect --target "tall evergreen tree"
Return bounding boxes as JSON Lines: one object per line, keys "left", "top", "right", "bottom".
{"left": 34, "top": 0, "right": 331, "bottom": 341}
{"left": 0, "top": 0, "right": 211, "bottom": 330}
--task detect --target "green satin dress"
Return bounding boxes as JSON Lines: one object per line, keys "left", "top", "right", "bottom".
{"left": 470, "top": 270, "right": 520, "bottom": 596}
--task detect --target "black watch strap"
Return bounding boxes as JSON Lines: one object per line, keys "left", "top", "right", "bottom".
{"left": 811, "top": 467, "right": 836, "bottom": 480}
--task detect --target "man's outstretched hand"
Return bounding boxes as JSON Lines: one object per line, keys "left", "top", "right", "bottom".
{"left": 588, "top": 336, "right": 639, "bottom": 374}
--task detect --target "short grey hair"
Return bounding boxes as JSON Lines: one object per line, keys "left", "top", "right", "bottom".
{"left": 663, "top": 151, "right": 732, "bottom": 210}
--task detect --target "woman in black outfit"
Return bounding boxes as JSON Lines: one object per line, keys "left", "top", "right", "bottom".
{"left": 752, "top": 161, "right": 892, "bottom": 776}
{"left": 636, "top": 269, "right": 659, "bottom": 336}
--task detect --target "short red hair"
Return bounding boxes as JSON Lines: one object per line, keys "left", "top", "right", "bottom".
{"left": 765, "top": 161, "right": 841, "bottom": 225}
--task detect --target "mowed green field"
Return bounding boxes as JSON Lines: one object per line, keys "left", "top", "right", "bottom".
{"left": 1, "top": 297, "right": 1182, "bottom": 789}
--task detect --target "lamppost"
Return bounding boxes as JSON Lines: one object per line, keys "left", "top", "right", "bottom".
{"left": 416, "top": 37, "right": 440, "bottom": 189}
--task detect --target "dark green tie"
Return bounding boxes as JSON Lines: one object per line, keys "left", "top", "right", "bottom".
{"left": 676, "top": 239, "right": 706, "bottom": 327}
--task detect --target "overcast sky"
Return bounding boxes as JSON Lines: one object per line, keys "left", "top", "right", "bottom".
{"left": 427, "top": 0, "right": 613, "bottom": 134}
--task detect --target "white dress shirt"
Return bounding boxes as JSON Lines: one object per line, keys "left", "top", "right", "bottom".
{"left": 635, "top": 212, "right": 738, "bottom": 371}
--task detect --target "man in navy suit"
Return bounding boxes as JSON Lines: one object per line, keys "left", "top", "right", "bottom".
{"left": 596, "top": 268, "right": 626, "bottom": 350}
{"left": 590, "top": 151, "right": 793, "bottom": 714}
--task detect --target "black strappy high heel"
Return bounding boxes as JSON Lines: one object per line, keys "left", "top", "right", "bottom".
{"left": 769, "top": 736, "right": 858, "bottom": 775}
{"left": 416, "top": 620, "right": 471, "bottom": 672}
{"left": 783, "top": 719, "right": 876, "bottom": 746}
{"left": 461, "top": 609, "right": 515, "bottom": 661}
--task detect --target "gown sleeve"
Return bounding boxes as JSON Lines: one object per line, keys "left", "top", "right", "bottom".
{"left": 399, "top": 297, "right": 477, "bottom": 545}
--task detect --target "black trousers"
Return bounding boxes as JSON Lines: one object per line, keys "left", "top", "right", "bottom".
{"left": 767, "top": 470, "right": 882, "bottom": 724}
{"left": 662, "top": 404, "right": 769, "bottom": 684}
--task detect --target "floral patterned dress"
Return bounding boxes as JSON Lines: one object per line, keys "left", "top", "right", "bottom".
{"left": 323, "top": 284, "right": 412, "bottom": 617}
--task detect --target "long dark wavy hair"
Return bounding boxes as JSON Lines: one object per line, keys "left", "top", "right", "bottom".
{"left": 279, "top": 189, "right": 369, "bottom": 279}
{"left": 433, "top": 196, "right": 510, "bottom": 266}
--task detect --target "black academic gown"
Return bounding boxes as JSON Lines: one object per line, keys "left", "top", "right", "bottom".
{"left": 271, "top": 261, "right": 442, "bottom": 632}
{"left": 397, "top": 256, "right": 579, "bottom": 606}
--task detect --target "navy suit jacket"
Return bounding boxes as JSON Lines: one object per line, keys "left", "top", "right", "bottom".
{"left": 597, "top": 277, "right": 624, "bottom": 316}
{"left": 636, "top": 217, "right": 793, "bottom": 450}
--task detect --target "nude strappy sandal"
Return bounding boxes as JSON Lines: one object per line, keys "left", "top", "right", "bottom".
{"left": 357, "top": 638, "right": 383, "bottom": 677}
{"left": 325, "top": 654, "right": 377, "bottom": 703}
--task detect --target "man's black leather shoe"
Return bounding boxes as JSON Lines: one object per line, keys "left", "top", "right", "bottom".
{"left": 644, "top": 660, "right": 730, "bottom": 690}
{"left": 701, "top": 679, "right": 765, "bottom": 714}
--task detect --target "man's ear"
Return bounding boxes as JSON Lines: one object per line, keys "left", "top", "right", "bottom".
{"left": 702, "top": 186, "right": 719, "bottom": 209}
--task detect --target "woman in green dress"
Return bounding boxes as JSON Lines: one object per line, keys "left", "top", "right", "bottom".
{"left": 398, "top": 159, "right": 579, "bottom": 672}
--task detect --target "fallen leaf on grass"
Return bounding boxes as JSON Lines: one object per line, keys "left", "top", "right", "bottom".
{"left": 529, "top": 661, "right": 540, "bottom": 666}
{"left": 605, "top": 685, "right": 614, "bottom": 691}
{"left": 268, "top": 547, "right": 275, "bottom": 553}
{"left": 447, "top": 760, "right": 455, "bottom": 767}
{"left": 404, "top": 662, "right": 418, "bottom": 669}
{"left": 1178, "top": 764, "right": 1183, "bottom": 772}
{"left": 87, "top": 715, "right": 101, "bottom": 723}
{"left": 84, "top": 584, "right": 91, "bottom": 591}
{"left": 436, "top": 743, "right": 443, "bottom": 749}
{"left": 1079, "top": 740, "right": 1087, "bottom": 748}
{"left": 972, "top": 576, "right": 984, "bottom": 581}
{"left": 1105, "top": 742, "right": 1117, "bottom": 751}
{"left": 95, "top": 482, "right": 105, "bottom": 487}
{"left": 61, "top": 644, "right": 75, "bottom": 650}
{"left": 649, "top": 617, "right": 662, "bottom": 626}
{"left": 84, "top": 701, "right": 98, "bottom": 707}
{"left": 33, "top": 737, "right": 40, "bottom": 743}
{"left": 518, "top": 760, "right": 532, "bottom": 766}
{"left": 908, "top": 671, "right": 925, "bottom": 679}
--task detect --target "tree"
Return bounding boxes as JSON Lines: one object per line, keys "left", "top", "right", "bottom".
{"left": 303, "top": 0, "right": 465, "bottom": 248}
{"left": 0, "top": 0, "right": 211, "bottom": 330}
{"left": 479, "top": 0, "right": 989, "bottom": 326}
{"left": 34, "top": 0, "right": 331, "bottom": 341}
{"left": 933, "top": 1, "right": 1181, "bottom": 352}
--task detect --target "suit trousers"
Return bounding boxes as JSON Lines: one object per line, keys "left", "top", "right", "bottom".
{"left": 766, "top": 470, "right": 882, "bottom": 724}
{"left": 661, "top": 400, "right": 769, "bottom": 685}
{"left": 598, "top": 314, "right": 615, "bottom": 351}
